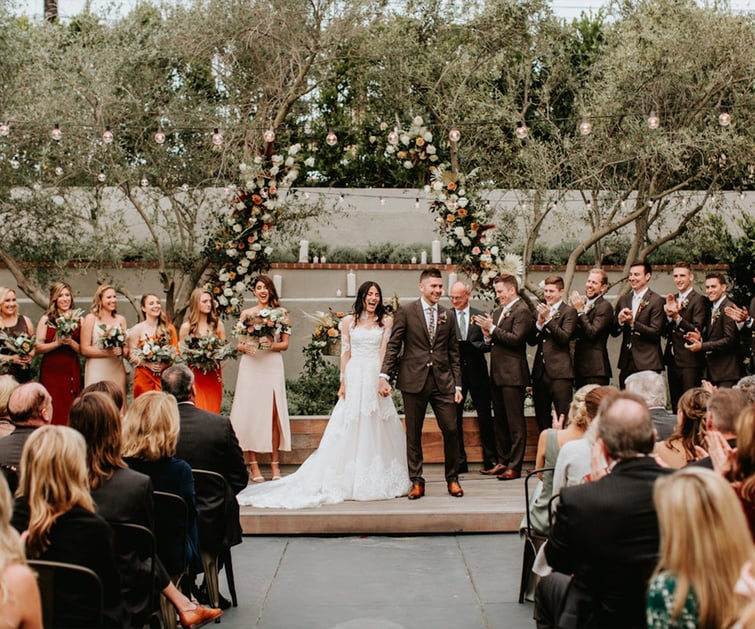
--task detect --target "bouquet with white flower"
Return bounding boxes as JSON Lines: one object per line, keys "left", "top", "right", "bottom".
{"left": 97, "top": 324, "right": 127, "bottom": 350}
{"left": 179, "top": 334, "right": 237, "bottom": 374}
{"left": 54, "top": 308, "right": 85, "bottom": 339}
{"left": 133, "top": 339, "right": 178, "bottom": 366}
{"left": 233, "top": 308, "right": 291, "bottom": 348}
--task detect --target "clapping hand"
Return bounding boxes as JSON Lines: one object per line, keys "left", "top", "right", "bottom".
{"left": 536, "top": 302, "right": 551, "bottom": 326}
{"left": 570, "top": 291, "right": 585, "bottom": 313}
{"left": 664, "top": 294, "right": 680, "bottom": 319}
{"left": 706, "top": 429, "right": 737, "bottom": 477}
{"left": 617, "top": 307, "right": 633, "bottom": 326}
{"left": 473, "top": 313, "right": 493, "bottom": 335}
{"left": 725, "top": 303, "right": 749, "bottom": 323}
{"left": 683, "top": 328, "right": 702, "bottom": 352}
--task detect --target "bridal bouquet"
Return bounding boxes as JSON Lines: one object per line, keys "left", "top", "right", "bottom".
{"left": 233, "top": 308, "right": 291, "bottom": 347}
{"left": 97, "top": 324, "right": 127, "bottom": 350}
{"left": 133, "top": 339, "right": 178, "bottom": 367}
{"left": 179, "top": 334, "right": 237, "bottom": 374}
{"left": 54, "top": 308, "right": 85, "bottom": 339}
{"left": 304, "top": 309, "right": 345, "bottom": 354}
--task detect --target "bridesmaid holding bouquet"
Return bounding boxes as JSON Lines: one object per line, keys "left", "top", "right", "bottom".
{"left": 35, "top": 282, "right": 83, "bottom": 425}
{"left": 178, "top": 288, "right": 227, "bottom": 413}
{"left": 81, "top": 284, "right": 128, "bottom": 398}
{"left": 0, "top": 287, "right": 35, "bottom": 383}
{"left": 128, "top": 293, "right": 178, "bottom": 398}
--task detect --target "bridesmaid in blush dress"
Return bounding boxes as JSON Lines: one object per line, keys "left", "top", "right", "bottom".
{"left": 80, "top": 284, "right": 129, "bottom": 399}
{"left": 128, "top": 293, "right": 178, "bottom": 398}
{"left": 229, "top": 275, "right": 291, "bottom": 483}
{"left": 35, "top": 282, "right": 83, "bottom": 425}
{"left": 0, "top": 287, "right": 35, "bottom": 383}
{"left": 179, "top": 288, "right": 226, "bottom": 413}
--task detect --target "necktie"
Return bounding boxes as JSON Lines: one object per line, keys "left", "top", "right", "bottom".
{"left": 458, "top": 310, "right": 466, "bottom": 341}
{"left": 427, "top": 307, "right": 436, "bottom": 342}
{"left": 632, "top": 294, "right": 641, "bottom": 318}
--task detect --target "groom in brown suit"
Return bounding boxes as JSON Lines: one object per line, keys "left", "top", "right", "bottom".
{"left": 380, "top": 268, "right": 464, "bottom": 499}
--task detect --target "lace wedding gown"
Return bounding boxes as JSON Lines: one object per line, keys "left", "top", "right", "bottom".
{"left": 237, "top": 324, "right": 411, "bottom": 508}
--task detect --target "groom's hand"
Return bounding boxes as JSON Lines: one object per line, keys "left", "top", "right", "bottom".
{"left": 454, "top": 389, "right": 463, "bottom": 404}
{"left": 378, "top": 377, "right": 392, "bottom": 397}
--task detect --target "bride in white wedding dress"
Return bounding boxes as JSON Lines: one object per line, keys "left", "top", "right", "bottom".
{"left": 237, "top": 281, "right": 411, "bottom": 508}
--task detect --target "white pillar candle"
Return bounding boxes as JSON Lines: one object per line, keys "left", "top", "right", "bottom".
{"left": 446, "top": 257, "right": 452, "bottom": 265}
{"left": 448, "top": 272, "right": 457, "bottom": 294}
{"left": 273, "top": 274, "right": 283, "bottom": 296}
{"left": 346, "top": 271, "right": 356, "bottom": 296}
{"left": 431, "top": 239, "right": 441, "bottom": 263}
{"left": 312, "top": 255, "right": 319, "bottom": 264}
{"left": 420, "top": 250, "right": 428, "bottom": 265}
{"left": 411, "top": 256, "right": 417, "bottom": 264}
{"left": 298, "top": 239, "right": 309, "bottom": 263}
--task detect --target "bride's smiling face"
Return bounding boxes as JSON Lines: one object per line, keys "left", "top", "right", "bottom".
{"left": 363, "top": 286, "right": 380, "bottom": 313}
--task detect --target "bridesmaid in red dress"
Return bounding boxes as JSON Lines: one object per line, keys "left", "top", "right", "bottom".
{"left": 35, "top": 282, "right": 83, "bottom": 425}
{"left": 127, "top": 293, "right": 178, "bottom": 398}
{"left": 178, "top": 288, "right": 226, "bottom": 413}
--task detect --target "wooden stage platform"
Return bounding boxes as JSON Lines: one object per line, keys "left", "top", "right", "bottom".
{"left": 241, "top": 415, "right": 535, "bottom": 536}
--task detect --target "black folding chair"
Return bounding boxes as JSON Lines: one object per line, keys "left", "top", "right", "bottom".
{"left": 192, "top": 468, "right": 239, "bottom": 608}
{"left": 519, "top": 467, "right": 554, "bottom": 604}
{"left": 28, "top": 559, "right": 104, "bottom": 628}
{"left": 153, "top": 491, "right": 189, "bottom": 629}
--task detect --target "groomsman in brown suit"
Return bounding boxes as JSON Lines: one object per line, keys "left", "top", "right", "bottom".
{"left": 474, "top": 274, "right": 534, "bottom": 480}
{"left": 663, "top": 262, "right": 706, "bottom": 411}
{"left": 724, "top": 270, "right": 755, "bottom": 373}
{"left": 571, "top": 268, "right": 614, "bottom": 388}
{"left": 528, "top": 276, "right": 577, "bottom": 431}
{"left": 684, "top": 272, "right": 743, "bottom": 388}
{"left": 380, "top": 268, "right": 464, "bottom": 499}
{"left": 611, "top": 261, "right": 666, "bottom": 388}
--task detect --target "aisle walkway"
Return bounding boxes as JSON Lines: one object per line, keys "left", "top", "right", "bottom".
{"left": 213, "top": 533, "right": 534, "bottom": 628}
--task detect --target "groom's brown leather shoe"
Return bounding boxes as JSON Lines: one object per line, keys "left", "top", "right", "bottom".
{"left": 497, "top": 468, "right": 521, "bottom": 481}
{"left": 447, "top": 481, "right": 464, "bottom": 497}
{"left": 480, "top": 463, "right": 506, "bottom": 476}
{"left": 408, "top": 484, "right": 425, "bottom": 500}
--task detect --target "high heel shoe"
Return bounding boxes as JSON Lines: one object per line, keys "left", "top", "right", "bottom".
{"left": 271, "top": 461, "right": 281, "bottom": 480}
{"left": 249, "top": 461, "right": 265, "bottom": 483}
{"left": 178, "top": 603, "right": 222, "bottom": 629}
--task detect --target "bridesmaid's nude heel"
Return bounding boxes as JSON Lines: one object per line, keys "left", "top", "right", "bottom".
{"left": 249, "top": 462, "right": 265, "bottom": 483}
{"left": 271, "top": 461, "right": 281, "bottom": 481}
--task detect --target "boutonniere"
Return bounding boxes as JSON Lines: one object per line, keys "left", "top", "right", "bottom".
{"left": 438, "top": 312, "right": 447, "bottom": 325}
{"left": 552, "top": 310, "right": 561, "bottom": 320}
{"left": 583, "top": 301, "right": 594, "bottom": 314}
{"left": 500, "top": 308, "right": 511, "bottom": 320}
{"left": 678, "top": 298, "right": 689, "bottom": 311}
{"left": 712, "top": 308, "right": 721, "bottom": 322}
{"left": 637, "top": 297, "right": 650, "bottom": 314}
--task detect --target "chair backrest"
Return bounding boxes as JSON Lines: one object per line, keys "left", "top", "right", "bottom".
{"left": 191, "top": 468, "right": 228, "bottom": 555}
{"left": 109, "top": 521, "right": 158, "bottom": 623}
{"left": 523, "top": 467, "right": 555, "bottom": 536}
{"left": 152, "top": 490, "right": 189, "bottom": 578}
{"left": 28, "top": 559, "right": 103, "bottom": 628}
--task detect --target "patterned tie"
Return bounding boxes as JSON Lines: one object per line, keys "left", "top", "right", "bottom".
{"left": 427, "top": 307, "right": 436, "bottom": 342}
{"left": 458, "top": 310, "right": 466, "bottom": 341}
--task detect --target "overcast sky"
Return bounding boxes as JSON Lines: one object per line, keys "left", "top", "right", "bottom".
{"left": 10, "top": 0, "right": 753, "bottom": 22}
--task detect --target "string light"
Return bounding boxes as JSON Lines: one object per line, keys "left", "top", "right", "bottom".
{"left": 97, "top": 169, "right": 106, "bottom": 183}
{"left": 448, "top": 127, "right": 461, "bottom": 142}
{"left": 326, "top": 131, "right": 338, "bottom": 146}
{"left": 154, "top": 129, "right": 166, "bottom": 145}
{"left": 0, "top": 122, "right": 9, "bottom": 137}
{"left": 388, "top": 128, "right": 399, "bottom": 144}
{"left": 212, "top": 128, "right": 223, "bottom": 146}
{"left": 263, "top": 128, "right": 275, "bottom": 143}
{"left": 578, "top": 118, "right": 592, "bottom": 135}
{"left": 54, "top": 166, "right": 63, "bottom": 176}
{"left": 718, "top": 111, "right": 731, "bottom": 127}
{"left": 647, "top": 111, "right": 660, "bottom": 130}
{"left": 9, "top": 157, "right": 19, "bottom": 169}
{"left": 140, "top": 176, "right": 149, "bottom": 187}
{"left": 515, "top": 123, "right": 528, "bottom": 139}
{"left": 102, "top": 126, "right": 114, "bottom": 143}
{"left": 51, "top": 123, "right": 62, "bottom": 141}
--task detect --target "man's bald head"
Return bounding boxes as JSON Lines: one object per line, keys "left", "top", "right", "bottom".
{"left": 7, "top": 382, "right": 52, "bottom": 426}
{"left": 449, "top": 281, "right": 471, "bottom": 311}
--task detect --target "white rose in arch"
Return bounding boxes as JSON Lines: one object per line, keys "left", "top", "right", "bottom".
{"left": 424, "top": 132, "right": 433, "bottom": 142}
{"left": 461, "top": 237, "right": 471, "bottom": 246}
{"left": 218, "top": 296, "right": 228, "bottom": 305}
{"left": 490, "top": 246, "right": 499, "bottom": 255}
{"left": 265, "top": 246, "right": 274, "bottom": 255}
{"left": 454, "top": 227, "right": 465, "bottom": 237}
{"left": 403, "top": 161, "right": 413, "bottom": 169}
{"left": 252, "top": 243, "right": 262, "bottom": 251}
{"left": 230, "top": 298, "right": 239, "bottom": 306}
{"left": 458, "top": 197, "right": 469, "bottom": 208}
{"left": 246, "top": 251, "right": 255, "bottom": 259}
{"left": 253, "top": 156, "right": 263, "bottom": 164}
{"left": 270, "top": 165, "right": 279, "bottom": 176}
{"left": 245, "top": 181, "right": 255, "bottom": 190}
{"left": 413, "top": 116, "right": 424, "bottom": 127}
{"left": 304, "top": 157, "right": 315, "bottom": 167}
{"left": 226, "top": 249, "right": 237, "bottom": 257}
{"left": 271, "top": 154, "right": 284, "bottom": 164}
{"left": 400, "top": 134, "right": 410, "bottom": 146}
{"left": 285, "top": 157, "right": 295, "bottom": 167}
{"left": 232, "top": 224, "right": 242, "bottom": 233}
{"left": 429, "top": 155, "right": 438, "bottom": 162}
{"left": 426, "top": 145, "right": 436, "bottom": 154}
{"left": 224, "top": 288, "right": 233, "bottom": 296}
{"left": 237, "top": 265, "right": 245, "bottom": 274}
{"left": 235, "top": 282, "right": 245, "bottom": 292}
{"left": 288, "top": 144, "right": 301, "bottom": 155}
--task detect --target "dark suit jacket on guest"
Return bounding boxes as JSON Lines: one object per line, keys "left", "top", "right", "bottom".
{"left": 574, "top": 296, "right": 614, "bottom": 381}
{"left": 528, "top": 302, "right": 577, "bottom": 380}
{"left": 457, "top": 306, "right": 490, "bottom": 383}
{"left": 650, "top": 407, "right": 677, "bottom": 441}
{"left": 489, "top": 299, "right": 534, "bottom": 388}
{"left": 545, "top": 457, "right": 671, "bottom": 628}
{"left": 664, "top": 289, "right": 707, "bottom": 370}
{"left": 701, "top": 297, "right": 744, "bottom": 384}
{"left": 0, "top": 425, "right": 36, "bottom": 472}
{"left": 175, "top": 401, "right": 247, "bottom": 549}
{"left": 611, "top": 289, "right": 666, "bottom": 373}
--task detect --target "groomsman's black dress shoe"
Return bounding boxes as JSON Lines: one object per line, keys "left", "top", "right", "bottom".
{"left": 408, "top": 484, "right": 425, "bottom": 500}
{"left": 497, "top": 469, "right": 521, "bottom": 481}
{"left": 480, "top": 463, "right": 506, "bottom": 476}
{"left": 447, "top": 481, "right": 464, "bottom": 497}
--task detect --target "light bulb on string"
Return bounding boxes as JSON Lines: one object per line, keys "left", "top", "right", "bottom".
{"left": 578, "top": 118, "right": 592, "bottom": 136}
{"left": 325, "top": 131, "right": 338, "bottom": 146}
{"left": 9, "top": 157, "right": 19, "bottom": 169}
{"left": 212, "top": 128, "right": 223, "bottom": 146}
{"left": 263, "top": 128, "right": 275, "bottom": 143}
{"left": 0, "top": 121, "right": 9, "bottom": 137}
{"left": 154, "top": 129, "right": 166, "bottom": 145}
{"left": 448, "top": 127, "right": 461, "bottom": 143}
{"left": 647, "top": 111, "right": 660, "bottom": 130}
{"left": 388, "top": 128, "right": 399, "bottom": 144}
{"left": 140, "top": 176, "right": 149, "bottom": 187}
{"left": 97, "top": 170, "right": 106, "bottom": 183}
{"left": 181, "top": 183, "right": 189, "bottom": 191}
{"left": 718, "top": 111, "right": 731, "bottom": 127}
{"left": 54, "top": 166, "right": 63, "bottom": 176}
{"left": 515, "top": 123, "right": 529, "bottom": 140}
{"left": 102, "top": 127, "right": 114, "bottom": 144}
{"left": 51, "top": 123, "right": 62, "bottom": 141}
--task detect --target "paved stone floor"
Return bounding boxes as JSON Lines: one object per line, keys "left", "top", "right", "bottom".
{"left": 213, "top": 533, "right": 534, "bottom": 629}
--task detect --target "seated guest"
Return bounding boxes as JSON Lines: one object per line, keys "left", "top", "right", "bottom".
{"left": 121, "top": 392, "right": 203, "bottom": 582}
{"left": 551, "top": 385, "right": 618, "bottom": 494}
{"left": 0, "top": 375, "right": 19, "bottom": 438}
{"left": 0, "top": 383, "right": 53, "bottom": 476}
{"left": 11, "top": 425, "right": 127, "bottom": 627}
{"left": 693, "top": 387, "right": 747, "bottom": 469}
{"left": 647, "top": 468, "right": 752, "bottom": 627}
{"left": 0, "top": 473, "right": 42, "bottom": 628}
{"left": 736, "top": 375, "right": 755, "bottom": 404}
{"left": 81, "top": 379, "right": 125, "bottom": 414}
{"left": 69, "top": 392, "right": 220, "bottom": 628}
{"left": 625, "top": 370, "right": 676, "bottom": 440}
{"left": 653, "top": 387, "right": 711, "bottom": 468}
{"left": 535, "top": 392, "right": 672, "bottom": 629}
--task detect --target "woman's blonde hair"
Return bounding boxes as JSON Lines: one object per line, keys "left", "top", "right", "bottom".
{"left": 653, "top": 467, "right": 752, "bottom": 626}
{"left": 0, "top": 287, "right": 19, "bottom": 318}
{"left": 0, "top": 473, "right": 26, "bottom": 604}
{"left": 186, "top": 288, "right": 220, "bottom": 337}
{"left": 0, "top": 375, "right": 19, "bottom": 421}
{"left": 121, "top": 391, "right": 179, "bottom": 461}
{"left": 565, "top": 384, "right": 598, "bottom": 430}
{"left": 90, "top": 284, "right": 118, "bottom": 317}
{"left": 45, "top": 281, "right": 75, "bottom": 324}
{"left": 18, "top": 425, "right": 94, "bottom": 558}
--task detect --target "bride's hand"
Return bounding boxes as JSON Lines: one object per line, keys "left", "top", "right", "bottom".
{"left": 337, "top": 381, "right": 345, "bottom": 399}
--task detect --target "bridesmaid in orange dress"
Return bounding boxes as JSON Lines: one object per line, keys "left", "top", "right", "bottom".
{"left": 35, "top": 282, "right": 83, "bottom": 425}
{"left": 178, "top": 288, "right": 226, "bottom": 413}
{"left": 0, "top": 287, "right": 35, "bottom": 383}
{"left": 128, "top": 293, "right": 178, "bottom": 398}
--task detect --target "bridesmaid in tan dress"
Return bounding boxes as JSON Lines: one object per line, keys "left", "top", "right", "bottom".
{"left": 229, "top": 275, "right": 291, "bottom": 483}
{"left": 80, "top": 285, "right": 129, "bottom": 398}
